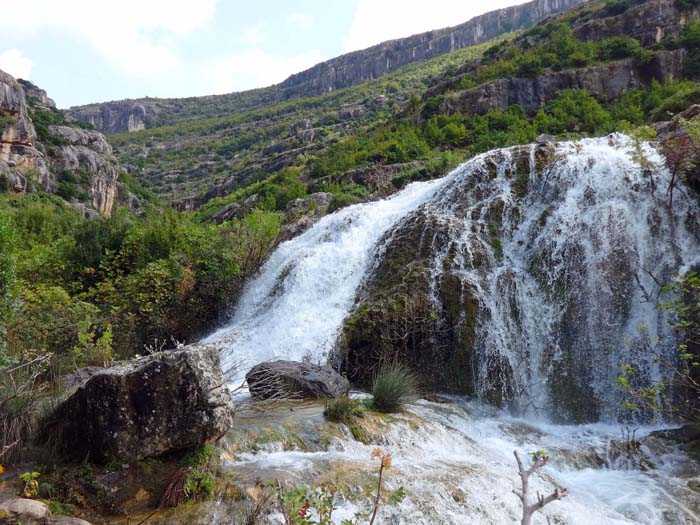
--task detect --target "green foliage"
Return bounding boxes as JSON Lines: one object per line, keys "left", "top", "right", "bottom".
{"left": 184, "top": 469, "right": 215, "bottom": 502}
{"left": 371, "top": 363, "right": 419, "bottom": 413}
{"left": 180, "top": 445, "right": 213, "bottom": 468}
{"left": 681, "top": 19, "right": 700, "bottom": 79}
{"left": 1, "top": 193, "right": 282, "bottom": 366}
{"left": 534, "top": 90, "right": 613, "bottom": 135}
{"left": 20, "top": 471, "right": 40, "bottom": 498}
{"left": 323, "top": 396, "right": 365, "bottom": 425}
{"left": 0, "top": 212, "right": 16, "bottom": 332}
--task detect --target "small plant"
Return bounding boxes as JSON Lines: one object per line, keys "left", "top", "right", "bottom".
{"left": 371, "top": 363, "right": 419, "bottom": 413}
{"left": 274, "top": 449, "right": 405, "bottom": 525}
{"left": 323, "top": 396, "right": 365, "bottom": 425}
{"left": 180, "top": 444, "right": 213, "bottom": 468}
{"left": 184, "top": 469, "right": 215, "bottom": 502}
{"left": 20, "top": 470, "right": 40, "bottom": 498}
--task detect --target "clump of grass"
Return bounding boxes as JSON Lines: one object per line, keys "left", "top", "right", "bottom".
{"left": 323, "top": 396, "right": 364, "bottom": 424}
{"left": 371, "top": 363, "right": 419, "bottom": 413}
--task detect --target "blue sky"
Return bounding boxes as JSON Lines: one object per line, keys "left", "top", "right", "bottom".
{"left": 0, "top": 0, "right": 525, "bottom": 108}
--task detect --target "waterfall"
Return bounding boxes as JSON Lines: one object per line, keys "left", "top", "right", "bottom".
{"left": 205, "top": 134, "right": 700, "bottom": 421}
{"left": 202, "top": 177, "right": 448, "bottom": 382}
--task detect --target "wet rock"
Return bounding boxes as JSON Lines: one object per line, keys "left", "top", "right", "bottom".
{"left": 279, "top": 192, "right": 334, "bottom": 241}
{"left": 39, "top": 345, "right": 235, "bottom": 463}
{"left": 246, "top": 360, "right": 350, "bottom": 400}
{"left": 0, "top": 497, "right": 51, "bottom": 524}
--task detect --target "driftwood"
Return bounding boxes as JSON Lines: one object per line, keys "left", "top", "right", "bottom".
{"left": 513, "top": 450, "right": 568, "bottom": 525}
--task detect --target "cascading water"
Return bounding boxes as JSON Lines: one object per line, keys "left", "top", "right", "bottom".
{"left": 415, "top": 135, "right": 700, "bottom": 421}
{"left": 200, "top": 135, "right": 700, "bottom": 525}
{"left": 203, "top": 178, "right": 447, "bottom": 383}
{"left": 207, "top": 134, "right": 700, "bottom": 419}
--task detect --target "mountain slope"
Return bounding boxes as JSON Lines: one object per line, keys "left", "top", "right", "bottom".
{"left": 65, "top": 0, "right": 586, "bottom": 133}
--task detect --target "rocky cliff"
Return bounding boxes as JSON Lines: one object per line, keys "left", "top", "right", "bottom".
{"left": 282, "top": 0, "right": 586, "bottom": 97}
{"left": 66, "top": 0, "right": 586, "bottom": 133}
{"left": 0, "top": 70, "right": 122, "bottom": 216}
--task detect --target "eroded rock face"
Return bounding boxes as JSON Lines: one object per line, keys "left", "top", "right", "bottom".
{"left": 66, "top": 101, "right": 150, "bottom": 133}
{"left": 246, "top": 360, "right": 350, "bottom": 400}
{"left": 440, "top": 50, "right": 686, "bottom": 117}
{"left": 281, "top": 0, "right": 586, "bottom": 97}
{"left": 39, "top": 345, "right": 235, "bottom": 463}
{"left": 0, "top": 68, "right": 122, "bottom": 215}
{"left": 0, "top": 69, "right": 49, "bottom": 181}
{"left": 48, "top": 125, "right": 120, "bottom": 215}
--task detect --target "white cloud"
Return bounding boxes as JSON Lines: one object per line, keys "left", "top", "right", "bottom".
{"left": 287, "top": 12, "right": 314, "bottom": 31}
{"left": 204, "top": 49, "right": 324, "bottom": 94}
{"left": 240, "top": 21, "right": 268, "bottom": 48}
{"left": 0, "top": 0, "right": 217, "bottom": 74}
{"left": 343, "top": 0, "right": 528, "bottom": 52}
{"left": 0, "top": 49, "right": 33, "bottom": 80}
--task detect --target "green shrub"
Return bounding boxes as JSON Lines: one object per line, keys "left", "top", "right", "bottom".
{"left": 184, "top": 469, "right": 215, "bottom": 501}
{"left": 598, "top": 36, "right": 644, "bottom": 61}
{"left": 323, "top": 396, "right": 365, "bottom": 424}
{"left": 371, "top": 362, "right": 419, "bottom": 413}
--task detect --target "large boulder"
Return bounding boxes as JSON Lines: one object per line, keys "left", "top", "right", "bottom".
{"left": 246, "top": 360, "right": 350, "bottom": 400}
{"left": 39, "top": 345, "right": 235, "bottom": 463}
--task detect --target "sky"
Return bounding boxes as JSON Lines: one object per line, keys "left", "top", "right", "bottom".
{"left": 0, "top": 0, "right": 526, "bottom": 108}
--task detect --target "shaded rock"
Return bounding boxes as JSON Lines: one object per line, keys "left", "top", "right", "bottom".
{"left": 62, "top": 365, "right": 105, "bottom": 391}
{"left": 0, "top": 497, "right": 51, "bottom": 524}
{"left": 279, "top": 192, "right": 334, "bottom": 241}
{"left": 246, "top": 360, "right": 350, "bottom": 400}
{"left": 39, "top": 345, "right": 235, "bottom": 463}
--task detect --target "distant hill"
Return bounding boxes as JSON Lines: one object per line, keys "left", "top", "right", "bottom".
{"left": 65, "top": 0, "right": 586, "bottom": 133}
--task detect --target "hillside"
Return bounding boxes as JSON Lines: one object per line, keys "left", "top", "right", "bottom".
{"left": 64, "top": 0, "right": 585, "bottom": 133}
{"left": 100, "top": 0, "right": 700, "bottom": 223}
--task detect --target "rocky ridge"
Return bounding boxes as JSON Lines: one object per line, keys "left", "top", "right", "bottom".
{"left": 65, "top": 0, "right": 586, "bottom": 133}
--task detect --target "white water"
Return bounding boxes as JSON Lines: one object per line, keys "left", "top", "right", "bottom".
{"left": 203, "top": 175, "right": 447, "bottom": 383}
{"left": 201, "top": 136, "right": 700, "bottom": 524}
{"left": 214, "top": 399, "right": 700, "bottom": 525}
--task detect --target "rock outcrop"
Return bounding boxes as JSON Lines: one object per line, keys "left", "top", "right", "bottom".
{"left": 0, "top": 68, "right": 122, "bottom": 216}
{"left": 39, "top": 345, "right": 235, "bottom": 463}
{"left": 48, "top": 125, "right": 120, "bottom": 215}
{"left": 439, "top": 50, "right": 686, "bottom": 117}
{"left": 66, "top": 101, "right": 150, "bottom": 134}
{"left": 246, "top": 360, "right": 350, "bottom": 400}
{"left": 0, "top": 69, "right": 49, "bottom": 181}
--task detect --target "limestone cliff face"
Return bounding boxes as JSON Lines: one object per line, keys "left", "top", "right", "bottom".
{"left": 282, "top": 0, "right": 587, "bottom": 97}
{"left": 66, "top": 0, "right": 586, "bottom": 133}
{"left": 67, "top": 101, "right": 150, "bottom": 134}
{"left": 48, "top": 126, "right": 120, "bottom": 215}
{"left": 0, "top": 69, "right": 121, "bottom": 216}
{"left": 0, "top": 70, "right": 48, "bottom": 177}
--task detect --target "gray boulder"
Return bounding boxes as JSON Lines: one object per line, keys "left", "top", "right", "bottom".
{"left": 0, "top": 497, "right": 51, "bottom": 525}
{"left": 246, "top": 360, "right": 350, "bottom": 400}
{"left": 40, "top": 345, "right": 235, "bottom": 463}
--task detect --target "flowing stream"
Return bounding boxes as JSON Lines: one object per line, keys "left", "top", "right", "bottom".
{"left": 203, "top": 135, "right": 700, "bottom": 524}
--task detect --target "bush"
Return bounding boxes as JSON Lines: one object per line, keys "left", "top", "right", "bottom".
{"left": 371, "top": 363, "right": 419, "bottom": 413}
{"left": 323, "top": 396, "right": 364, "bottom": 424}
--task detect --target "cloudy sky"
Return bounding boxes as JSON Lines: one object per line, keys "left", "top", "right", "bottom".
{"left": 0, "top": 0, "right": 526, "bottom": 108}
